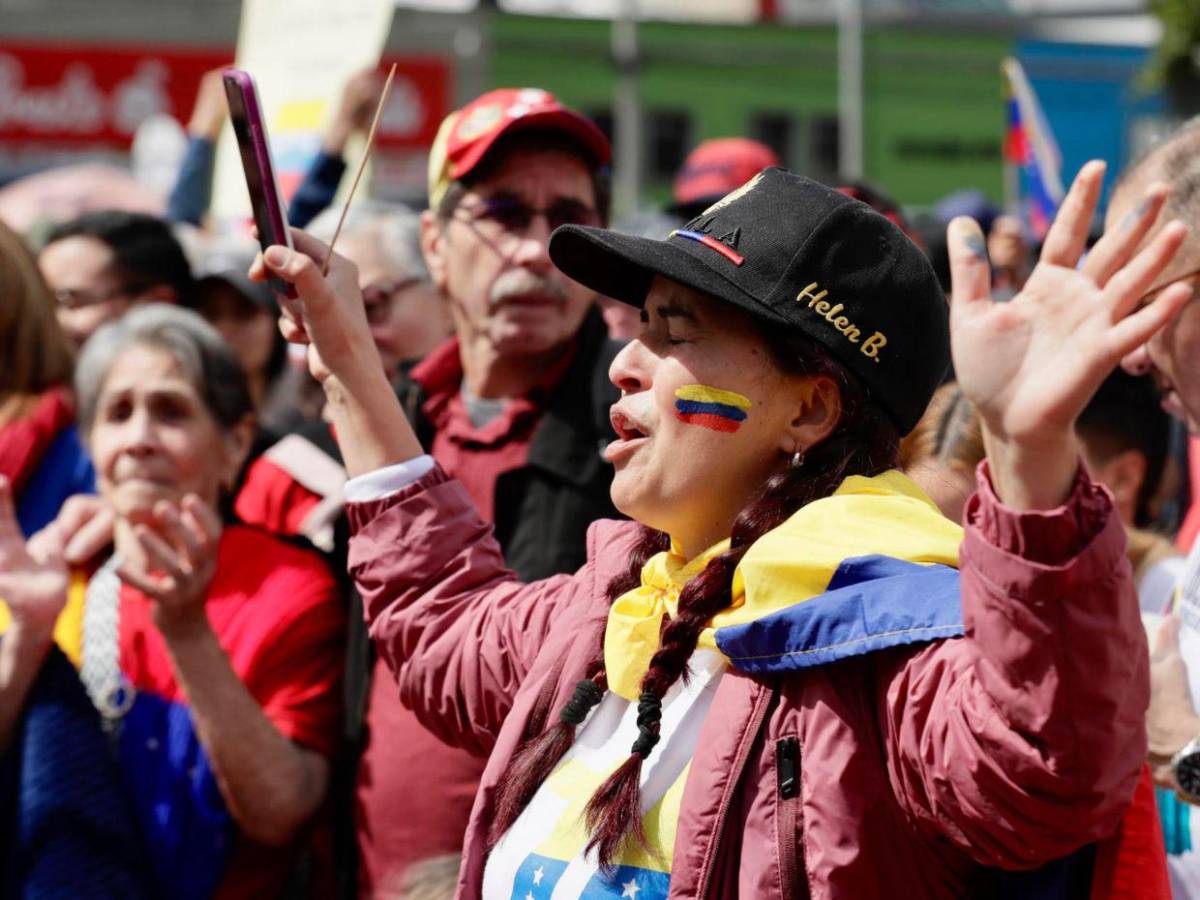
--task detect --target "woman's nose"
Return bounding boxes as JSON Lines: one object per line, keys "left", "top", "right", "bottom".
{"left": 609, "top": 337, "right": 652, "bottom": 395}
{"left": 120, "top": 409, "right": 159, "bottom": 455}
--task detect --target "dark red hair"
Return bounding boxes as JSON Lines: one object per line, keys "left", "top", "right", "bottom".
{"left": 488, "top": 324, "right": 901, "bottom": 867}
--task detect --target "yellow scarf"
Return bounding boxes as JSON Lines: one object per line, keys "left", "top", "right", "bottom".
{"left": 0, "top": 571, "right": 88, "bottom": 666}
{"left": 603, "top": 470, "right": 964, "bottom": 700}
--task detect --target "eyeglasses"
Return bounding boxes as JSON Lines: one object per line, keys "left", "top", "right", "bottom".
{"left": 361, "top": 277, "right": 422, "bottom": 326}
{"left": 454, "top": 196, "right": 600, "bottom": 237}
{"left": 52, "top": 284, "right": 138, "bottom": 311}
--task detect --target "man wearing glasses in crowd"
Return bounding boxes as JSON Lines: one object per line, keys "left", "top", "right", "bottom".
{"left": 38, "top": 210, "right": 195, "bottom": 349}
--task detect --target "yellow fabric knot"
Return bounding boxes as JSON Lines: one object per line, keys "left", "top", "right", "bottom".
{"left": 603, "top": 537, "right": 736, "bottom": 701}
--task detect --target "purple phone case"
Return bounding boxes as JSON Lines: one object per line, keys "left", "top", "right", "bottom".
{"left": 222, "top": 68, "right": 296, "bottom": 299}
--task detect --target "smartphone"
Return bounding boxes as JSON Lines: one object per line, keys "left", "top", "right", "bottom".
{"left": 222, "top": 68, "right": 296, "bottom": 299}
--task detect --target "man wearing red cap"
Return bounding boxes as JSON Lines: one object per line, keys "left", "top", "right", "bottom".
{"left": 351, "top": 88, "right": 622, "bottom": 896}
{"left": 669, "top": 137, "right": 782, "bottom": 222}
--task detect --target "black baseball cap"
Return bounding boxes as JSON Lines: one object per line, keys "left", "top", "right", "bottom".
{"left": 196, "top": 249, "right": 275, "bottom": 311}
{"left": 548, "top": 167, "right": 949, "bottom": 435}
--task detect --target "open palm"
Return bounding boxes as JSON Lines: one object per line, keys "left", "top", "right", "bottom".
{"left": 950, "top": 161, "right": 1191, "bottom": 448}
{"left": 0, "top": 478, "right": 69, "bottom": 633}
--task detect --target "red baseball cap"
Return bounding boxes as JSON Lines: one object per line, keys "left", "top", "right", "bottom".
{"left": 427, "top": 88, "right": 611, "bottom": 209}
{"left": 671, "top": 138, "right": 782, "bottom": 210}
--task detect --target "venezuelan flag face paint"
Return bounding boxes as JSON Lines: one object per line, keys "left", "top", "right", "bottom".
{"left": 674, "top": 384, "right": 753, "bottom": 433}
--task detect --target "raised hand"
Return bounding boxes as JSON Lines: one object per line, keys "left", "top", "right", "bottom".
{"left": 947, "top": 160, "right": 1194, "bottom": 508}
{"left": 0, "top": 477, "right": 69, "bottom": 634}
{"left": 324, "top": 67, "right": 383, "bottom": 155}
{"left": 249, "top": 228, "right": 377, "bottom": 385}
{"left": 187, "top": 67, "right": 232, "bottom": 142}
{"left": 118, "top": 495, "right": 220, "bottom": 641}
{"left": 250, "top": 229, "right": 423, "bottom": 477}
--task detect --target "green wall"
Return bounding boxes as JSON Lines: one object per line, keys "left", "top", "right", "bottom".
{"left": 490, "top": 14, "right": 1013, "bottom": 210}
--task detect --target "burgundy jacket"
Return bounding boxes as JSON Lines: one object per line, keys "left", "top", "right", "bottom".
{"left": 346, "top": 464, "right": 1148, "bottom": 899}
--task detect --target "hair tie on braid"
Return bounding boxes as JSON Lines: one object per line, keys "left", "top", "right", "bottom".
{"left": 630, "top": 690, "right": 663, "bottom": 758}
{"left": 559, "top": 678, "right": 605, "bottom": 726}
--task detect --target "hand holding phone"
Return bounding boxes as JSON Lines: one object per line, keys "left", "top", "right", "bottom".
{"left": 222, "top": 68, "right": 296, "bottom": 299}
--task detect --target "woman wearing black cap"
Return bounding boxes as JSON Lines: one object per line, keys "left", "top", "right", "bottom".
{"left": 256, "top": 162, "right": 1186, "bottom": 898}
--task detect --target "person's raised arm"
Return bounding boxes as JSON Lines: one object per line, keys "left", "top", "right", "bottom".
{"left": 949, "top": 160, "right": 1193, "bottom": 510}
{"left": 875, "top": 168, "right": 1193, "bottom": 865}
{"left": 251, "top": 229, "right": 423, "bottom": 476}
{"left": 166, "top": 68, "right": 229, "bottom": 226}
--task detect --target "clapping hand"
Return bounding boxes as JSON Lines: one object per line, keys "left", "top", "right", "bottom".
{"left": 947, "top": 161, "right": 1194, "bottom": 508}
{"left": 118, "top": 495, "right": 221, "bottom": 641}
{"left": 0, "top": 477, "right": 69, "bottom": 635}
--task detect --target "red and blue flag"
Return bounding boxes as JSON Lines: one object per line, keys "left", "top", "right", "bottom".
{"left": 1002, "top": 57, "right": 1064, "bottom": 240}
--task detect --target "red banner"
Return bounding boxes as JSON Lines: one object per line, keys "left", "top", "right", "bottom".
{"left": 375, "top": 56, "right": 451, "bottom": 150}
{"left": 0, "top": 42, "right": 231, "bottom": 148}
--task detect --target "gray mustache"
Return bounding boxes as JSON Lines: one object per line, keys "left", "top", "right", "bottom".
{"left": 490, "top": 270, "right": 567, "bottom": 307}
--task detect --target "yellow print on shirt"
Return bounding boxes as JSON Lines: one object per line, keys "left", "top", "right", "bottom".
{"left": 534, "top": 757, "right": 688, "bottom": 874}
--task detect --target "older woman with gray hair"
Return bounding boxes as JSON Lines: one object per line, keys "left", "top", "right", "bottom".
{"left": 0, "top": 304, "right": 345, "bottom": 899}
{"left": 307, "top": 201, "right": 450, "bottom": 377}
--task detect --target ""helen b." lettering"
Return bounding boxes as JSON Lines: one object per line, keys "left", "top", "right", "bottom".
{"left": 796, "top": 282, "right": 887, "bottom": 363}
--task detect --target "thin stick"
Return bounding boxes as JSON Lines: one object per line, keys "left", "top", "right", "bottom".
{"left": 322, "top": 63, "right": 396, "bottom": 276}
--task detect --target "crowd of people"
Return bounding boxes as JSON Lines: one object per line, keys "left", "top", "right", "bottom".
{"left": 3, "top": 61, "right": 1200, "bottom": 900}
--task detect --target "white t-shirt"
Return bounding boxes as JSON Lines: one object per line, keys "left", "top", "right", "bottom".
{"left": 482, "top": 650, "right": 725, "bottom": 900}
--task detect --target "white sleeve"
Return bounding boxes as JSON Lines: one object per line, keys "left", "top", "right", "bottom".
{"left": 342, "top": 454, "right": 437, "bottom": 502}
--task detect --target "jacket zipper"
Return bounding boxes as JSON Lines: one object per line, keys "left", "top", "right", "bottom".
{"left": 776, "top": 736, "right": 809, "bottom": 900}
{"left": 695, "top": 683, "right": 776, "bottom": 900}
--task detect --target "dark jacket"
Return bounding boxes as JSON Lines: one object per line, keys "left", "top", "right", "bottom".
{"left": 397, "top": 306, "right": 624, "bottom": 581}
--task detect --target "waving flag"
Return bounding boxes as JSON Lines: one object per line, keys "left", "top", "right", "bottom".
{"left": 1002, "top": 57, "right": 1064, "bottom": 240}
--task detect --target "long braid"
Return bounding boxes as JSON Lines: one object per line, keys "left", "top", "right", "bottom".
{"left": 487, "top": 527, "right": 668, "bottom": 848}
{"left": 487, "top": 326, "right": 900, "bottom": 867}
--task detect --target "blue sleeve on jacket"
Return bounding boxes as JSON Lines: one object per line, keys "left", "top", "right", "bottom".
{"left": 166, "top": 136, "right": 217, "bottom": 226}
{"left": 287, "top": 150, "right": 346, "bottom": 228}
{"left": 17, "top": 426, "right": 95, "bottom": 537}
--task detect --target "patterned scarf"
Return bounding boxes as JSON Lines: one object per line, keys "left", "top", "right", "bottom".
{"left": 603, "top": 469, "right": 964, "bottom": 700}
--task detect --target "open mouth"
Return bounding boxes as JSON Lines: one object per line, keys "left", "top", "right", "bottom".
{"left": 610, "top": 409, "right": 649, "bottom": 441}
{"left": 605, "top": 408, "right": 650, "bottom": 463}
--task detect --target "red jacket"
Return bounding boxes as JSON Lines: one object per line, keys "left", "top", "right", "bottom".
{"left": 347, "top": 464, "right": 1152, "bottom": 899}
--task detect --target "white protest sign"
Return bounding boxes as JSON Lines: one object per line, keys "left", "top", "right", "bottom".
{"left": 212, "top": 0, "right": 393, "bottom": 223}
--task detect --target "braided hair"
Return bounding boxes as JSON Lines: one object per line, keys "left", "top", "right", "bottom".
{"left": 488, "top": 325, "right": 901, "bottom": 866}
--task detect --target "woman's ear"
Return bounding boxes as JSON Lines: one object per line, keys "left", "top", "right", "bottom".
{"left": 779, "top": 375, "right": 841, "bottom": 457}
{"left": 220, "top": 414, "right": 257, "bottom": 492}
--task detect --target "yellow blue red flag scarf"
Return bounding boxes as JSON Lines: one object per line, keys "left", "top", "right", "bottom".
{"left": 603, "top": 469, "right": 964, "bottom": 700}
